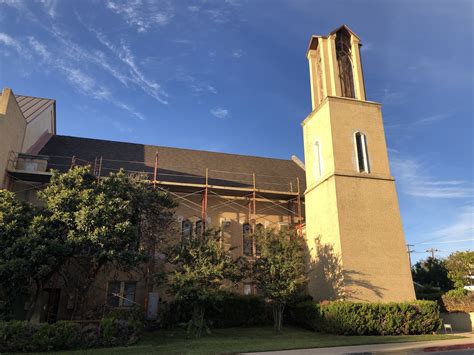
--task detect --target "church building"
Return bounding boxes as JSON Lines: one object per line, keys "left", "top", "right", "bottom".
{"left": 0, "top": 25, "right": 415, "bottom": 322}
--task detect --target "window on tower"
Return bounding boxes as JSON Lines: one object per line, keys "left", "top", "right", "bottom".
{"left": 336, "top": 28, "right": 356, "bottom": 99}
{"left": 354, "top": 132, "right": 370, "bottom": 173}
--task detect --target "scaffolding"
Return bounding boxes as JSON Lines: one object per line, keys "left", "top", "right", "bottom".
{"left": 6, "top": 151, "right": 305, "bottom": 230}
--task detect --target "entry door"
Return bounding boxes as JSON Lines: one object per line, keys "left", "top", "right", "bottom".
{"left": 45, "top": 289, "right": 61, "bottom": 323}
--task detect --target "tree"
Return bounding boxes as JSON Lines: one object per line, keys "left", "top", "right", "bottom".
{"left": 1, "top": 166, "right": 176, "bottom": 321}
{"left": 252, "top": 228, "right": 308, "bottom": 333}
{"left": 38, "top": 167, "right": 176, "bottom": 318}
{"left": 411, "top": 257, "right": 453, "bottom": 291}
{"left": 0, "top": 190, "right": 70, "bottom": 320}
{"left": 165, "top": 229, "right": 246, "bottom": 337}
{"left": 445, "top": 251, "right": 474, "bottom": 289}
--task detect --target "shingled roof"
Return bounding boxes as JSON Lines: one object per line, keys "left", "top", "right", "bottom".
{"left": 39, "top": 135, "right": 306, "bottom": 194}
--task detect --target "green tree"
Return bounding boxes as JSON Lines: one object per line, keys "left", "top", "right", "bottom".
{"left": 252, "top": 228, "right": 308, "bottom": 333}
{"left": 39, "top": 167, "right": 176, "bottom": 317}
{"left": 411, "top": 257, "right": 453, "bottom": 291}
{"left": 0, "top": 190, "right": 70, "bottom": 320}
{"left": 445, "top": 251, "right": 474, "bottom": 289}
{"left": 166, "top": 229, "right": 246, "bottom": 337}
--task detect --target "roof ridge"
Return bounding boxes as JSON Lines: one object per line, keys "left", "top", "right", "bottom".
{"left": 53, "top": 134, "right": 299, "bottom": 164}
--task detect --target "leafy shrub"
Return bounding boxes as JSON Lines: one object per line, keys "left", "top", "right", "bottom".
{"left": 100, "top": 307, "right": 143, "bottom": 346}
{"left": 206, "top": 291, "right": 271, "bottom": 327}
{"left": 0, "top": 315, "right": 142, "bottom": 352}
{"left": 161, "top": 291, "right": 272, "bottom": 328}
{"left": 288, "top": 300, "right": 441, "bottom": 335}
{"left": 0, "top": 321, "right": 83, "bottom": 352}
{"left": 442, "top": 288, "right": 474, "bottom": 312}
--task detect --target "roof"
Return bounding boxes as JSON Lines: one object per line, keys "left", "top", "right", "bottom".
{"left": 38, "top": 135, "right": 306, "bottom": 195}
{"left": 14, "top": 94, "right": 55, "bottom": 123}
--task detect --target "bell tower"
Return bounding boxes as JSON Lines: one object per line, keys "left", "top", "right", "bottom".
{"left": 302, "top": 25, "right": 415, "bottom": 302}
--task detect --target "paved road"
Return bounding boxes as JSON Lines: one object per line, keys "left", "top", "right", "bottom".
{"left": 244, "top": 334, "right": 474, "bottom": 355}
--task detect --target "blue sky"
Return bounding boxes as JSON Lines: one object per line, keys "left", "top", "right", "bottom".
{"left": 0, "top": 0, "right": 472, "bottom": 262}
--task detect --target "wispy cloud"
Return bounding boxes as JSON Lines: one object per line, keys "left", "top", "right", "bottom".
{"left": 0, "top": 32, "right": 22, "bottom": 53}
{"left": 25, "top": 35, "right": 146, "bottom": 120}
{"left": 386, "top": 111, "right": 453, "bottom": 129}
{"left": 92, "top": 30, "right": 169, "bottom": 104}
{"left": 232, "top": 49, "right": 243, "bottom": 58}
{"left": 417, "top": 205, "right": 474, "bottom": 243}
{"left": 106, "top": 0, "right": 173, "bottom": 32}
{"left": 361, "top": 42, "right": 373, "bottom": 52}
{"left": 210, "top": 107, "right": 229, "bottom": 119}
{"left": 391, "top": 155, "right": 473, "bottom": 199}
{"left": 39, "top": 0, "right": 58, "bottom": 18}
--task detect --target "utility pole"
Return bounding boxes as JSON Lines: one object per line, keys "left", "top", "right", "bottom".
{"left": 426, "top": 248, "right": 440, "bottom": 259}
{"left": 406, "top": 244, "right": 415, "bottom": 268}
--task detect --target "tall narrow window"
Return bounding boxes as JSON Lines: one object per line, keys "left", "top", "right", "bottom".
{"left": 182, "top": 219, "right": 193, "bottom": 242}
{"left": 336, "top": 28, "right": 355, "bottom": 98}
{"left": 255, "top": 223, "right": 264, "bottom": 256}
{"left": 243, "top": 223, "right": 253, "bottom": 256}
{"left": 314, "top": 140, "right": 323, "bottom": 179}
{"left": 354, "top": 132, "right": 370, "bottom": 173}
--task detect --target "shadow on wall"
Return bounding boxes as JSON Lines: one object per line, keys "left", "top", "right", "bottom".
{"left": 441, "top": 312, "right": 474, "bottom": 332}
{"left": 306, "top": 236, "right": 385, "bottom": 301}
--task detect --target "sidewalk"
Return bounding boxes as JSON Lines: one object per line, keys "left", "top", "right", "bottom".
{"left": 243, "top": 333, "right": 474, "bottom": 354}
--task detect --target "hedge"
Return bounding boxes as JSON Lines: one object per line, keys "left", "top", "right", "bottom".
{"left": 161, "top": 291, "right": 272, "bottom": 328}
{"left": 0, "top": 310, "right": 142, "bottom": 353}
{"left": 289, "top": 300, "right": 441, "bottom": 335}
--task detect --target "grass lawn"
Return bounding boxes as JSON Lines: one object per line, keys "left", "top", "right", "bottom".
{"left": 58, "top": 326, "right": 464, "bottom": 355}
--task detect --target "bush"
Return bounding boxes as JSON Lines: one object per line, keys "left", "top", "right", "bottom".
{"left": 288, "top": 300, "right": 441, "bottom": 335}
{"left": 0, "top": 321, "right": 83, "bottom": 352}
{"left": 442, "top": 288, "right": 474, "bottom": 312}
{"left": 161, "top": 291, "right": 272, "bottom": 329}
{"left": 206, "top": 291, "right": 271, "bottom": 327}
{"left": 0, "top": 311, "right": 143, "bottom": 352}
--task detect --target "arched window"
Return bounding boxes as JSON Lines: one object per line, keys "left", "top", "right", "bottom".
{"left": 354, "top": 132, "right": 370, "bottom": 173}
{"left": 182, "top": 219, "right": 193, "bottom": 241}
{"left": 243, "top": 223, "right": 253, "bottom": 256}
{"left": 314, "top": 140, "right": 323, "bottom": 179}
{"left": 336, "top": 28, "right": 355, "bottom": 99}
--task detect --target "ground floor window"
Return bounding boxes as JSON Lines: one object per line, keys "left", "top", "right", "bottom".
{"left": 106, "top": 281, "right": 137, "bottom": 308}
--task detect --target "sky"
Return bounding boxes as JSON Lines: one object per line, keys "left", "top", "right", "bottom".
{"left": 0, "top": 0, "right": 472, "bottom": 262}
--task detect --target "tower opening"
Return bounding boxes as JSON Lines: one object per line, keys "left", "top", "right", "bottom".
{"left": 336, "top": 28, "right": 356, "bottom": 99}
{"left": 354, "top": 132, "right": 370, "bottom": 173}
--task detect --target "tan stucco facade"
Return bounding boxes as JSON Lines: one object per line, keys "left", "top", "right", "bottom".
{"left": 0, "top": 88, "right": 26, "bottom": 188}
{"left": 303, "top": 26, "right": 415, "bottom": 302}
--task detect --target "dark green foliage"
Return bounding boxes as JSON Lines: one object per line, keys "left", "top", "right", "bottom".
{"left": 161, "top": 291, "right": 271, "bottom": 328}
{"left": 412, "top": 257, "right": 453, "bottom": 291}
{"left": 289, "top": 300, "right": 441, "bottom": 335}
{"left": 0, "top": 320, "right": 82, "bottom": 352}
{"left": 252, "top": 228, "right": 308, "bottom": 333}
{"left": 0, "top": 314, "right": 143, "bottom": 352}
{"left": 165, "top": 229, "right": 247, "bottom": 337}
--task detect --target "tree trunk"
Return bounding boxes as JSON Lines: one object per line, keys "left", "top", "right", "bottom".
{"left": 272, "top": 302, "right": 285, "bottom": 333}
{"left": 190, "top": 304, "right": 206, "bottom": 338}
{"left": 26, "top": 280, "right": 42, "bottom": 322}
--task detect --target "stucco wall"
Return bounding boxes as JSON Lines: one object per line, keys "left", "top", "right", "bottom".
{"left": 0, "top": 88, "right": 26, "bottom": 188}
{"left": 441, "top": 312, "right": 474, "bottom": 332}
{"left": 23, "top": 104, "right": 55, "bottom": 153}
{"left": 302, "top": 96, "right": 415, "bottom": 302}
